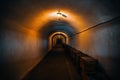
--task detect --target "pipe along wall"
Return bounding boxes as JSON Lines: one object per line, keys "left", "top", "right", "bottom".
{"left": 71, "top": 17, "right": 120, "bottom": 80}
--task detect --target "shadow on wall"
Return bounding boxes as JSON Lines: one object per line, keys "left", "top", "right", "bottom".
{"left": 63, "top": 44, "right": 110, "bottom": 80}
{"left": 0, "top": 28, "right": 44, "bottom": 80}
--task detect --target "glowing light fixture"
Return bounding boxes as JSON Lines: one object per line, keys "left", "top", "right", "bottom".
{"left": 57, "top": 10, "right": 67, "bottom": 18}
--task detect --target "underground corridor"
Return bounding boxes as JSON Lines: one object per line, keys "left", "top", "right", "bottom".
{"left": 0, "top": 0, "right": 120, "bottom": 80}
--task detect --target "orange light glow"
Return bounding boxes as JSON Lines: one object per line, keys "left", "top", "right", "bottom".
{"left": 48, "top": 11, "right": 68, "bottom": 18}
{"left": 25, "top": 9, "right": 87, "bottom": 32}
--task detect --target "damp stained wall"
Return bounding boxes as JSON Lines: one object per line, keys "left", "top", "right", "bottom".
{"left": 0, "top": 28, "right": 45, "bottom": 80}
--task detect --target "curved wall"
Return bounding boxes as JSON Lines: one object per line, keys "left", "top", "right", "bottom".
{"left": 0, "top": 0, "right": 120, "bottom": 80}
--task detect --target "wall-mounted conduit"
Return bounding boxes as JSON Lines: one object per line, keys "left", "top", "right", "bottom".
{"left": 70, "top": 16, "right": 120, "bottom": 38}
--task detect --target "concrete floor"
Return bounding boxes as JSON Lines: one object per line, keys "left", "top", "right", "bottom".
{"left": 23, "top": 46, "right": 81, "bottom": 80}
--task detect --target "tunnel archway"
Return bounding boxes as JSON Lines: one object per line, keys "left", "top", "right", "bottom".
{"left": 49, "top": 32, "right": 69, "bottom": 50}
{"left": 39, "top": 21, "right": 76, "bottom": 51}
{"left": 52, "top": 34, "right": 66, "bottom": 46}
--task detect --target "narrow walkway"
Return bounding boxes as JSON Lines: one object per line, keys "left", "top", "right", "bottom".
{"left": 23, "top": 45, "right": 81, "bottom": 80}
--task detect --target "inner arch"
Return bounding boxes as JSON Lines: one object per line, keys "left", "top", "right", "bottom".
{"left": 49, "top": 31, "right": 69, "bottom": 50}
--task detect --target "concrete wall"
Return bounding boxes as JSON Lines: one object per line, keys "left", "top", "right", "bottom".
{"left": 72, "top": 18, "right": 120, "bottom": 80}
{"left": 0, "top": 28, "right": 44, "bottom": 80}
{"left": 0, "top": 1, "right": 120, "bottom": 80}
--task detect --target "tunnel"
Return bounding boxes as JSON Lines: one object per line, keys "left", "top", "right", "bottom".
{"left": 49, "top": 31, "right": 69, "bottom": 48}
{"left": 0, "top": 0, "right": 120, "bottom": 80}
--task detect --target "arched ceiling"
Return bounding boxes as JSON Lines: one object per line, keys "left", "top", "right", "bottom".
{"left": 1, "top": 0, "right": 120, "bottom": 32}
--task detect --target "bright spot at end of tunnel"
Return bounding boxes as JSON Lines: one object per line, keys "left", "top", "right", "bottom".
{"left": 49, "top": 31, "right": 69, "bottom": 50}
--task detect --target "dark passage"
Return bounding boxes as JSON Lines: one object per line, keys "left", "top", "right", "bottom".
{"left": 23, "top": 44, "right": 81, "bottom": 80}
